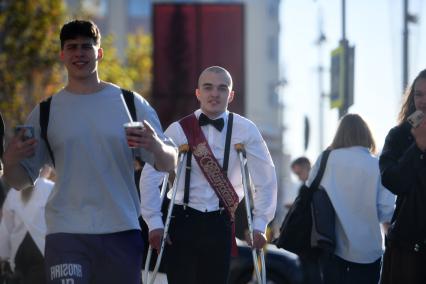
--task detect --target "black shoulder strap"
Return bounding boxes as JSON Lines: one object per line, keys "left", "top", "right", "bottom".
{"left": 222, "top": 112, "right": 234, "bottom": 172}
{"left": 39, "top": 96, "right": 55, "bottom": 166}
{"left": 0, "top": 111, "right": 4, "bottom": 159}
{"left": 311, "top": 149, "right": 331, "bottom": 190}
{"left": 121, "top": 88, "right": 137, "bottom": 121}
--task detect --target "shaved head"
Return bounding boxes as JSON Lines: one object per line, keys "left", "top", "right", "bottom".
{"left": 198, "top": 66, "right": 233, "bottom": 90}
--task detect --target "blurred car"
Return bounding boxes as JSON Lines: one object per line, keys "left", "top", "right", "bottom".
{"left": 228, "top": 239, "right": 304, "bottom": 284}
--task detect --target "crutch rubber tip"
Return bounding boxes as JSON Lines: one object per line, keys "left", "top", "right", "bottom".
{"left": 179, "top": 144, "right": 190, "bottom": 153}
{"left": 234, "top": 143, "right": 245, "bottom": 151}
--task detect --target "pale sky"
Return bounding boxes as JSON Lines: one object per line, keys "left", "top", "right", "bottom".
{"left": 280, "top": 0, "right": 426, "bottom": 163}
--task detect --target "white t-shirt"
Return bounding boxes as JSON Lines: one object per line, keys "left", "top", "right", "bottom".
{"left": 0, "top": 177, "right": 53, "bottom": 270}
{"left": 21, "top": 83, "right": 173, "bottom": 234}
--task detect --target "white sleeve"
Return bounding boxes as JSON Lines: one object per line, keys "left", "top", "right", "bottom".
{"left": 0, "top": 192, "right": 14, "bottom": 260}
{"left": 377, "top": 182, "right": 395, "bottom": 223}
{"left": 139, "top": 164, "right": 167, "bottom": 232}
{"left": 245, "top": 123, "right": 278, "bottom": 233}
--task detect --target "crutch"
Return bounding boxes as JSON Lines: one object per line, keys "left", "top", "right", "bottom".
{"left": 235, "top": 143, "right": 267, "bottom": 284}
{"left": 144, "top": 144, "right": 189, "bottom": 284}
{"left": 143, "top": 172, "right": 169, "bottom": 284}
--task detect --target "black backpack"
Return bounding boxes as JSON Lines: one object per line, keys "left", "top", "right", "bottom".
{"left": 39, "top": 88, "right": 136, "bottom": 165}
{"left": 275, "top": 150, "right": 335, "bottom": 255}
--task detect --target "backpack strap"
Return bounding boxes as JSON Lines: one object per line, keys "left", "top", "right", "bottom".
{"left": 0, "top": 111, "right": 4, "bottom": 158}
{"left": 121, "top": 88, "right": 137, "bottom": 121}
{"left": 39, "top": 89, "right": 137, "bottom": 167}
{"left": 39, "top": 96, "right": 55, "bottom": 166}
{"left": 310, "top": 149, "right": 331, "bottom": 190}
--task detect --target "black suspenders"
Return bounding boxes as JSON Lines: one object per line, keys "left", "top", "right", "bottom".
{"left": 182, "top": 113, "right": 234, "bottom": 208}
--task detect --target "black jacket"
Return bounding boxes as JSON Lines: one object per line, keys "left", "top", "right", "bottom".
{"left": 380, "top": 122, "right": 426, "bottom": 244}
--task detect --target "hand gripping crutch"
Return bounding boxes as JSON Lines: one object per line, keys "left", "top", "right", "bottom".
{"left": 144, "top": 144, "right": 189, "bottom": 284}
{"left": 235, "top": 143, "right": 266, "bottom": 284}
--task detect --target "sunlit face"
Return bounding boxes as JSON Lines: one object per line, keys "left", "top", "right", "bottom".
{"left": 414, "top": 78, "right": 426, "bottom": 114}
{"left": 291, "top": 164, "right": 310, "bottom": 182}
{"left": 196, "top": 71, "right": 234, "bottom": 118}
{"left": 60, "top": 37, "right": 102, "bottom": 81}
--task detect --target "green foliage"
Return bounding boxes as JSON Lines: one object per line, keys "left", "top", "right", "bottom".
{"left": 99, "top": 35, "right": 134, "bottom": 90}
{"left": 126, "top": 30, "right": 153, "bottom": 98}
{"left": 99, "top": 30, "right": 153, "bottom": 98}
{"left": 0, "top": 0, "right": 66, "bottom": 132}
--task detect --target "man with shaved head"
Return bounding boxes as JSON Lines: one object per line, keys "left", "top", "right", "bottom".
{"left": 140, "top": 66, "right": 277, "bottom": 284}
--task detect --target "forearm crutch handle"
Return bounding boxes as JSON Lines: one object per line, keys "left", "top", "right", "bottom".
{"left": 235, "top": 143, "right": 266, "bottom": 284}
{"left": 146, "top": 144, "right": 189, "bottom": 284}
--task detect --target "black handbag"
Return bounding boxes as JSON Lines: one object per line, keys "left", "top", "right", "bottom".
{"left": 275, "top": 150, "right": 335, "bottom": 255}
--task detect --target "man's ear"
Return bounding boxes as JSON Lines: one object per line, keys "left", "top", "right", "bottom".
{"left": 97, "top": 48, "right": 104, "bottom": 60}
{"left": 195, "top": 89, "right": 200, "bottom": 101}
{"left": 228, "top": 91, "right": 235, "bottom": 103}
{"left": 59, "top": 50, "right": 64, "bottom": 61}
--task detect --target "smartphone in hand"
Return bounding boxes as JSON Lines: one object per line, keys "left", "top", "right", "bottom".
{"left": 14, "top": 125, "right": 35, "bottom": 141}
{"left": 408, "top": 110, "right": 425, "bottom": 128}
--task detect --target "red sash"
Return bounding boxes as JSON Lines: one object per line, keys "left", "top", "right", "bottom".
{"left": 179, "top": 113, "right": 239, "bottom": 220}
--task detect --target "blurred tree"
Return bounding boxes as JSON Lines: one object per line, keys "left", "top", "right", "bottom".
{"left": 0, "top": 0, "right": 65, "bottom": 132}
{"left": 99, "top": 30, "right": 153, "bottom": 99}
{"left": 98, "top": 34, "right": 134, "bottom": 90}
{"left": 125, "top": 30, "right": 153, "bottom": 99}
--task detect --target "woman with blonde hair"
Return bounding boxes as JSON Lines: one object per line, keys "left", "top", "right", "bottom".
{"left": 306, "top": 113, "right": 394, "bottom": 284}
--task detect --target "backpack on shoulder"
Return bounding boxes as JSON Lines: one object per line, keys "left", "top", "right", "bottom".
{"left": 275, "top": 150, "right": 336, "bottom": 255}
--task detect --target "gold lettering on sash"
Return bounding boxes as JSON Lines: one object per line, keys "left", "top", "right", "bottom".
{"left": 192, "top": 142, "right": 238, "bottom": 218}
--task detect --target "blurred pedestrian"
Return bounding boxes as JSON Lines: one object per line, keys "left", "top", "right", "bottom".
{"left": 0, "top": 165, "right": 54, "bottom": 284}
{"left": 379, "top": 68, "right": 426, "bottom": 284}
{"left": 2, "top": 19, "right": 176, "bottom": 284}
{"left": 291, "top": 157, "right": 311, "bottom": 185}
{"left": 140, "top": 66, "right": 277, "bottom": 284}
{"left": 307, "top": 113, "right": 394, "bottom": 284}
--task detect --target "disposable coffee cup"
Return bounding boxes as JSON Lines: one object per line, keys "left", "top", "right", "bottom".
{"left": 14, "top": 125, "right": 35, "bottom": 141}
{"left": 123, "top": 121, "right": 144, "bottom": 148}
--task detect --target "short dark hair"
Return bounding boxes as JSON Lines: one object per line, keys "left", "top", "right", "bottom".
{"left": 291, "top": 157, "right": 311, "bottom": 169}
{"left": 60, "top": 20, "right": 101, "bottom": 49}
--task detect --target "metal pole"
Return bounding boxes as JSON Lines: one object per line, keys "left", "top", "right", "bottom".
{"left": 316, "top": 6, "right": 326, "bottom": 151}
{"left": 403, "top": 0, "right": 409, "bottom": 91}
{"left": 339, "top": 0, "right": 348, "bottom": 118}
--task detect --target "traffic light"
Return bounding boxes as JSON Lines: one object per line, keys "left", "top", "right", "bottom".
{"left": 330, "top": 41, "right": 355, "bottom": 116}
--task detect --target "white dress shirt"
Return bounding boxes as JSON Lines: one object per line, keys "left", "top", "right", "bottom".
{"left": 140, "top": 109, "right": 277, "bottom": 234}
{"left": 0, "top": 177, "right": 53, "bottom": 270}
{"left": 307, "top": 146, "right": 395, "bottom": 263}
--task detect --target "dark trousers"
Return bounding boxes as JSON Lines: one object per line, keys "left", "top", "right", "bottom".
{"left": 165, "top": 205, "right": 232, "bottom": 284}
{"left": 14, "top": 233, "right": 46, "bottom": 284}
{"left": 380, "top": 242, "right": 426, "bottom": 284}
{"left": 323, "top": 254, "right": 381, "bottom": 284}
{"left": 299, "top": 250, "right": 322, "bottom": 284}
{"left": 45, "top": 230, "right": 143, "bottom": 284}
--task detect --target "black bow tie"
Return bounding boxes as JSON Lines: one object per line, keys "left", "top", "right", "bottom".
{"left": 199, "top": 113, "right": 225, "bottom": 131}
